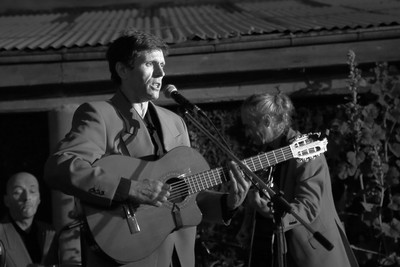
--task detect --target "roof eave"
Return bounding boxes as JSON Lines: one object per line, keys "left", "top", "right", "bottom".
{"left": 1, "top": 26, "right": 400, "bottom": 64}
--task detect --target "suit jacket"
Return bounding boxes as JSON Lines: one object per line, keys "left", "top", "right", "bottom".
{"left": 272, "top": 129, "right": 359, "bottom": 267}
{"left": 0, "top": 216, "right": 58, "bottom": 267}
{"left": 44, "top": 90, "right": 227, "bottom": 267}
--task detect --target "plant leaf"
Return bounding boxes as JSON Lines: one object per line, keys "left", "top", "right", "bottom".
{"left": 389, "top": 142, "right": 400, "bottom": 158}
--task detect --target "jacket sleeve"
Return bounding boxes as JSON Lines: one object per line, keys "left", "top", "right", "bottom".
{"left": 197, "top": 190, "right": 229, "bottom": 225}
{"left": 281, "top": 155, "right": 327, "bottom": 231}
{"left": 44, "top": 102, "right": 123, "bottom": 207}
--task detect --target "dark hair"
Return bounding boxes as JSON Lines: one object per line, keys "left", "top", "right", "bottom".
{"left": 106, "top": 29, "right": 169, "bottom": 84}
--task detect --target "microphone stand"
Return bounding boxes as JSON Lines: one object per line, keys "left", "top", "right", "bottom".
{"left": 182, "top": 110, "right": 334, "bottom": 267}
{"left": 272, "top": 190, "right": 287, "bottom": 267}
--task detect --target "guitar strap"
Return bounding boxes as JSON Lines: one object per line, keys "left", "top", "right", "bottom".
{"left": 106, "top": 98, "right": 133, "bottom": 157}
{"left": 142, "top": 106, "right": 165, "bottom": 159}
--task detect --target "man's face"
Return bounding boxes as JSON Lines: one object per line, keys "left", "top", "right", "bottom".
{"left": 241, "top": 110, "right": 276, "bottom": 146}
{"left": 4, "top": 173, "right": 41, "bottom": 221}
{"left": 120, "top": 49, "right": 165, "bottom": 103}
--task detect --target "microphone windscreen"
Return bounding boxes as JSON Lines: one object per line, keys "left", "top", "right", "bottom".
{"left": 163, "top": 84, "right": 177, "bottom": 98}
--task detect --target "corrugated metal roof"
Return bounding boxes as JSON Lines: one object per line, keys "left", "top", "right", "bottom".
{"left": 0, "top": 0, "right": 399, "bottom": 51}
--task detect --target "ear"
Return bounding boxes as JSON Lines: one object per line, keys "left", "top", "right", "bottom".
{"left": 262, "top": 114, "right": 271, "bottom": 127}
{"left": 115, "top": 62, "right": 128, "bottom": 81}
{"left": 3, "top": 195, "right": 9, "bottom": 208}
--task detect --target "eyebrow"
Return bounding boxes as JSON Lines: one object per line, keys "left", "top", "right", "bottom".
{"left": 11, "top": 184, "right": 39, "bottom": 189}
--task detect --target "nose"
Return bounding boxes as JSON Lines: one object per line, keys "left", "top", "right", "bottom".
{"left": 19, "top": 190, "right": 29, "bottom": 201}
{"left": 154, "top": 63, "right": 165, "bottom": 78}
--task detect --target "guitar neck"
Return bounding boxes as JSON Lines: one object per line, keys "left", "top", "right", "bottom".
{"left": 186, "top": 145, "right": 294, "bottom": 194}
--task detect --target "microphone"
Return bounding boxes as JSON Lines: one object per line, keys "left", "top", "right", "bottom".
{"left": 163, "top": 84, "right": 204, "bottom": 115}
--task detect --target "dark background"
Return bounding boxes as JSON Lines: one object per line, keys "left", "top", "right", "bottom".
{"left": 0, "top": 112, "right": 51, "bottom": 222}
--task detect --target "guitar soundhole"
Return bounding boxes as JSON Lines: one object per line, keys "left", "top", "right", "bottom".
{"left": 167, "top": 177, "right": 189, "bottom": 204}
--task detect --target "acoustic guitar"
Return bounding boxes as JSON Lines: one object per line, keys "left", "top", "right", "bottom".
{"left": 82, "top": 133, "right": 328, "bottom": 263}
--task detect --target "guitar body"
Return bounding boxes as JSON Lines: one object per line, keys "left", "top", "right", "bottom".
{"left": 82, "top": 146, "right": 210, "bottom": 263}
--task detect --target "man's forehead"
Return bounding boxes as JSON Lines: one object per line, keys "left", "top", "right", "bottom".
{"left": 138, "top": 49, "right": 164, "bottom": 59}
{"left": 7, "top": 173, "right": 39, "bottom": 191}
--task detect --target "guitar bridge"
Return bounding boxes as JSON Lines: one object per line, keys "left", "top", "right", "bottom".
{"left": 123, "top": 204, "right": 141, "bottom": 234}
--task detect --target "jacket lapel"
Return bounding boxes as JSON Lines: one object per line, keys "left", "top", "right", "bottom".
{"left": 0, "top": 218, "right": 32, "bottom": 267}
{"left": 152, "top": 104, "right": 183, "bottom": 152}
{"left": 110, "top": 91, "right": 154, "bottom": 158}
{"left": 36, "top": 222, "right": 57, "bottom": 265}
{"left": 109, "top": 91, "right": 185, "bottom": 158}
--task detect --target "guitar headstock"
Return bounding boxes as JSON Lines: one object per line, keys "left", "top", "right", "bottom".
{"left": 290, "top": 132, "right": 328, "bottom": 162}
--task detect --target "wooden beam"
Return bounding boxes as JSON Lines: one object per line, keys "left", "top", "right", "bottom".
{"left": 0, "top": 38, "right": 399, "bottom": 88}
{"left": 0, "top": 76, "right": 361, "bottom": 113}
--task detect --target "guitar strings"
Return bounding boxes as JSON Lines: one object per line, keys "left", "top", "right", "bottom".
{"left": 169, "top": 168, "right": 226, "bottom": 200}
{"left": 242, "top": 147, "right": 292, "bottom": 175}
{"left": 166, "top": 148, "right": 292, "bottom": 202}
{"left": 168, "top": 168, "right": 226, "bottom": 201}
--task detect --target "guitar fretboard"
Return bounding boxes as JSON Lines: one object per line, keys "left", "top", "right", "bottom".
{"left": 185, "top": 145, "right": 294, "bottom": 194}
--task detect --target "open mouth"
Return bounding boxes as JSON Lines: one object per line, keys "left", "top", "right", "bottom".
{"left": 151, "top": 82, "right": 162, "bottom": 90}
{"left": 20, "top": 205, "right": 33, "bottom": 211}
